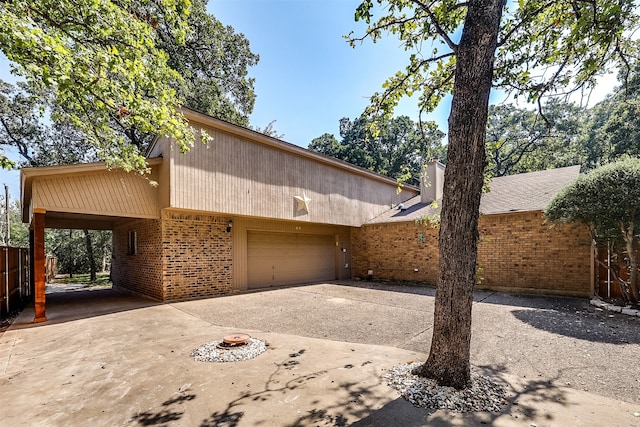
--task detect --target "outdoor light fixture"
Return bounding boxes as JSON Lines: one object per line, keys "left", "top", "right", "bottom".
{"left": 226, "top": 220, "right": 233, "bottom": 233}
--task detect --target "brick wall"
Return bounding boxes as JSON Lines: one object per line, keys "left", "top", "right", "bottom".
{"left": 352, "top": 211, "right": 593, "bottom": 297}
{"left": 351, "top": 222, "right": 439, "bottom": 284}
{"left": 161, "top": 211, "right": 233, "bottom": 302}
{"left": 477, "top": 211, "right": 591, "bottom": 296}
{"left": 112, "top": 218, "right": 163, "bottom": 300}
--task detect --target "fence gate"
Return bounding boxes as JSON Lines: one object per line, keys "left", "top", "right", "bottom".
{"left": 594, "top": 243, "right": 639, "bottom": 300}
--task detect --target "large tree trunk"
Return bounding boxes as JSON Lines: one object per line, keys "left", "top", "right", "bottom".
{"left": 84, "top": 229, "right": 97, "bottom": 283}
{"left": 413, "top": 0, "right": 505, "bottom": 389}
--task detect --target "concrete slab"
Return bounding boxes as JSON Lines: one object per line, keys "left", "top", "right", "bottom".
{"left": 1, "top": 283, "right": 639, "bottom": 426}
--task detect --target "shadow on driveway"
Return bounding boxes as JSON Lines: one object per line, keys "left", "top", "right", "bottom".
{"left": 9, "top": 288, "right": 158, "bottom": 330}
{"left": 511, "top": 308, "right": 640, "bottom": 344}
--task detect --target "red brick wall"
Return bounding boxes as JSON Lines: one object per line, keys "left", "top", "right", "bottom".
{"left": 161, "top": 211, "right": 233, "bottom": 302}
{"left": 352, "top": 211, "right": 592, "bottom": 297}
{"left": 112, "top": 218, "right": 163, "bottom": 300}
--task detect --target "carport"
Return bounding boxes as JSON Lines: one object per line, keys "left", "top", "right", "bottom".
{"left": 21, "top": 160, "right": 162, "bottom": 322}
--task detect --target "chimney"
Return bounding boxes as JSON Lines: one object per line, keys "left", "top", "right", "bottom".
{"left": 420, "top": 160, "right": 445, "bottom": 203}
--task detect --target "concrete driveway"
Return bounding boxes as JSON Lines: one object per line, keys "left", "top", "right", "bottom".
{"left": 1, "top": 281, "right": 639, "bottom": 426}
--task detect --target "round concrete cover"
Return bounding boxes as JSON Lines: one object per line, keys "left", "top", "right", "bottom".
{"left": 223, "top": 333, "right": 251, "bottom": 344}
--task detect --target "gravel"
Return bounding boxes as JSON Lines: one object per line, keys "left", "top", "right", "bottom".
{"left": 384, "top": 362, "right": 508, "bottom": 412}
{"left": 191, "top": 338, "right": 267, "bottom": 363}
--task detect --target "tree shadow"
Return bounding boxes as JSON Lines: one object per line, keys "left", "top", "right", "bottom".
{"left": 511, "top": 307, "right": 640, "bottom": 344}
{"left": 197, "top": 349, "right": 390, "bottom": 427}
{"left": 126, "top": 353, "right": 577, "bottom": 427}
{"left": 351, "top": 364, "right": 568, "bottom": 426}
{"left": 131, "top": 389, "right": 197, "bottom": 426}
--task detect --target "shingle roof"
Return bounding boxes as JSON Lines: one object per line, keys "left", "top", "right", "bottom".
{"left": 365, "top": 165, "right": 581, "bottom": 224}
{"left": 480, "top": 165, "right": 581, "bottom": 214}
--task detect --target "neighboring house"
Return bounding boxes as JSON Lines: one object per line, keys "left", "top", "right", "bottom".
{"left": 20, "top": 108, "right": 592, "bottom": 320}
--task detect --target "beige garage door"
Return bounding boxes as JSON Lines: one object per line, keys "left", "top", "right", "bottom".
{"left": 247, "top": 231, "right": 336, "bottom": 289}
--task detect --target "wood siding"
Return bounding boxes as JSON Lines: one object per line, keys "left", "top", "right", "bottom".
{"left": 155, "top": 125, "right": 416, "bottom": 227}
{"left": 31, "top": 168, "right": 160, "bottom": 219}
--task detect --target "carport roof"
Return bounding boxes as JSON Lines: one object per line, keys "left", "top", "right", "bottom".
{"left": 21, "top": 159, "right": 163, "bottom": 227}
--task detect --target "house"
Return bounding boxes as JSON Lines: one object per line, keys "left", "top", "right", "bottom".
{"left": 20, "top": 108, "right": 592, "bottom": 322}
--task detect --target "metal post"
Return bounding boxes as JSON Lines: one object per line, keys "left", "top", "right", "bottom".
{"left": 607, "top": 240, "right": 611, "bottom": 299}
{"left": 18, "top": 247, "right": 22, "bottom": 300}
{"left": 4, "top": 247, "right": 8, "bottom": 314}
{"left": 4, "top": 184, "right": 9, "bottom": 246}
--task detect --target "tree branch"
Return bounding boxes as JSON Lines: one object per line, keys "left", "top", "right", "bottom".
{"left": 498, "top": 0, "right": 556, "bottom": 46}
{"left": 410, "top": 0, "right": 458, "bottom": 51}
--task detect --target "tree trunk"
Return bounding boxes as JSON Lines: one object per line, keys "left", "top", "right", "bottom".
{"left": 84, "top": 229, "right": 97, "bottom": 283}
{"left": 413, "top": 0, "right": 505, "bottom": 389}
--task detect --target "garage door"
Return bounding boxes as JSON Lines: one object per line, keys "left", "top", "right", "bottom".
{"left": 247, "top": 231, "right": 336, "bottom": 289}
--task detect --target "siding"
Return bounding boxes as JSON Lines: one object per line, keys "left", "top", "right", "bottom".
{"left": 156, "top": 126, "right": 416, "bottom": 227}
{"left": 32, "top": 168, "right": 160, "bottom": 219}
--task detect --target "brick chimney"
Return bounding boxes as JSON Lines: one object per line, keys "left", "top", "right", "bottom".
{"left": 420, "top": 160, "right": 445, "bottom": 203}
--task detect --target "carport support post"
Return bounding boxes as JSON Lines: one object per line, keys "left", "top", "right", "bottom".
{"left": 31, "top": 209, "right": 46, "bottom": 323}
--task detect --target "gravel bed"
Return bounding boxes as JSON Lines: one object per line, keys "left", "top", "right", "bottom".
{"left": 384, "top": 362, "right": 508, "bottom": 412}
{"left": 191, "top": 338, "right": 267, "bottom": 363}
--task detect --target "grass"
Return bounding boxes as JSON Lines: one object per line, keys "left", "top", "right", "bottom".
{"left": 53, "top": 272, "right": 111, "bottom": 286}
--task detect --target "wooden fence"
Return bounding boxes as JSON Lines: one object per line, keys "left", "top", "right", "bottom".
{"left": 595, "top": 243, "right": 640, "bottom": 300}
{"left": 0, "top": 246, "right": 30, "bottom": 319}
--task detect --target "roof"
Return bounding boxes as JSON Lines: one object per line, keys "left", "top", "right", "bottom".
{"left": 365, "top": 165, "right": 581, "bottom": 224}
{"left": 480, "top": 165, "right": 581, "bottom": 214}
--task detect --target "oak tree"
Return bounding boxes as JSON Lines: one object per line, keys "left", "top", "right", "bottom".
{"left": 581, "top": 67, "right": 640, "bottom": 169}
{"left": 0, "top": 0, "right": 199, "bottom": 172}
{"left": 486, "top": 100, "right": 584, "bottom": 177}
{"left": 351, "top": 0, "right": 638, "bottom": 388}
{"left": 309, "top": 114, "right": 445, "bottom": 184}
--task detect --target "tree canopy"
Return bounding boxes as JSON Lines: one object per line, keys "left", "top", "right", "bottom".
{"left": 0, "top": 80, "right": 99, "bottom": 167}
{"left": 309, "top": 114, "right": 445, "bottom": 183}
{"left": 579, "top": 67, "right": 640, "bottom": 169}
{"left": 161, "top": 0, "right": 258, "bottom": 125}
{"left": 129, "top": 0, "right": 259, "bottom": 149}
{"left": 0, "top": 0, "right": 258, "bottom": 171}
{"left": 485, "top": 99, "right": 583, "bottom": 177}
{"left": 351, "top": 0, "right": 639, "bottom": 389}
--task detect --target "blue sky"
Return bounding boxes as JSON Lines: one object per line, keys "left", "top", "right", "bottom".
{"left": 0, "top": 0, "right": 618, "bottom": 199}
{"left": 210, "top": 0, "right": 452, "bottom": 145}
